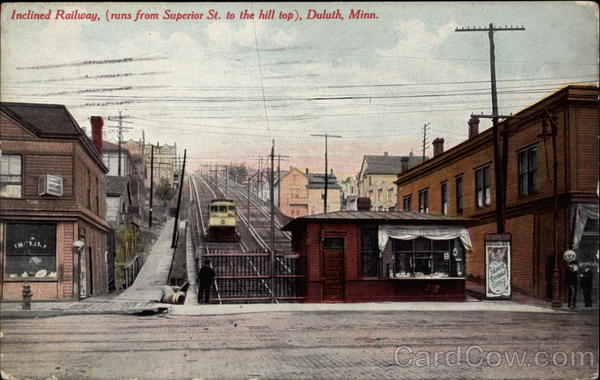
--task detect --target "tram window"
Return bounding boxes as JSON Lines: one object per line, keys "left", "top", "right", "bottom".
{"left": 219, "top": 205, "right": 226, "bottom": 213}
{"left": 228, "top": 206, "right": 235, "bottom": 212}
{"left": 210, "top": 206, "right": 218, "bottom": 212}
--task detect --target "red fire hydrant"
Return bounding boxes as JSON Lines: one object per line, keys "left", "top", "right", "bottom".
{"left": 22, "top": 281, "right": 32, "bottom": 310}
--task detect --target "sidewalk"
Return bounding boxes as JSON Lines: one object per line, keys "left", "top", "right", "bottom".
{"left": 168, "top": 300, "right": 563, "bottom": 316}
{"left": 114, "top": 218, "right": 175, "bottom": 303}
{"left": 466, "top": 280, "right": 598, "bottom": 313}
{"left": 0, "top": 301, "right": 170, "bottom": 318}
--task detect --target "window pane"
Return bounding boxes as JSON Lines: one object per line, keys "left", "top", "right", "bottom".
{"left": 414, "top": 258, "right": 432, "bottom": 275}
{"left": 1, "top": 155, "right": 21, "bottom": 175}
{"left": 433, "top": 252, "right": 449, "bottom": 276}
{"left": 5, "top": 223, "right": 57, "bottom": 277}
{"left": 1, "top": 184, "right": 21, "bottom": 197}
{"left": 414, "top": 237, "right": 430, "bottom": 251}
{"left": 432, "top": 240, "right": 449, "bottom": 251}
{"left": 528, "top": 149, "right": 537, "bottom": 171}
{"left": 6, "top": 255, "right": 57, "bottom": 278}
{"left": 361, "top": 227, "right": 379, "bottom": 277}
{"left": 324, "top": 237, "right": 344, "bottom": 250}
{"left": 395, "top": 252, "right": 412, "bottom": 274}
{"left": 395, "top": 239, "right": 412, "bottom": 251}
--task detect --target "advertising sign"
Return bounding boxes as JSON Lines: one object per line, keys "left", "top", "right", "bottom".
{"left": 485, "top": 233, "right": 511, "bottom": 299}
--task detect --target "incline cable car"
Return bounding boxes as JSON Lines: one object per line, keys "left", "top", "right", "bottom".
{"left": 205, "top": 199, "right": 240, "bottom": 242}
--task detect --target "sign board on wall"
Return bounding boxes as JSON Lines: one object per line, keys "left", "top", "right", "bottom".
{"left": 485, "top": 233, "right": 511, "bottom": 299}
{"left": 38, "top": 174, "right": 64, "bottom": 196}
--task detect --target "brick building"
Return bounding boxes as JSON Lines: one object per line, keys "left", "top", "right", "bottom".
{"left": 283, "top": 211, "right": 472, "bottom": 302}
{"left": 395, "top": 85, "right": 599, "bottom": 302}
{"left": 0, "top": 102, "right": 111, "bottom": 300}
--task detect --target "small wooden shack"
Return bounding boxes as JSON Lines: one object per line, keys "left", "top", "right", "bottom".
{"left": 282, "top": 211, "right": 473, "bottom": 302}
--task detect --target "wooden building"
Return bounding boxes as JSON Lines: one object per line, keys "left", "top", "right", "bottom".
{"left": 395, "top": 85, "right": 599, "bottom": 302}
{"left": 283, "top": 211, "right": 472, "bottom": 302}
{"left": 0, "top": 102, "right": 111, "bottom": 300}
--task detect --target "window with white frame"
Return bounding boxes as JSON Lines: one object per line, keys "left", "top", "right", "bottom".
{"left": 1, "top": 154, "right": 22, "bottom": 198}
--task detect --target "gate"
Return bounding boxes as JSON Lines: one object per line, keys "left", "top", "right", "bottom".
{"left": 202, "top": 251, "right": 305, "bottom": 303}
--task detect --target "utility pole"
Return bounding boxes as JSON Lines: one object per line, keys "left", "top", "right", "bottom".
{"left": 107, "top": 111, "right": 131, "bottom": 176}
{"left": 311, "top": 133, "right": 342, "bottom": 214}
{"left": 422, "top": 122, "right": 430, "bottom": 161}
{"left": 539, "top": 109, "right": 561, "bottom": 308}
{"left": 269, "top": 140, "right": 275, "bottom": 303}
{"left": 225, "top": 164, "right": 228, "bottom": 197}
{"left": 456, "top": 23, "right": 525, "bottom": 234}
{"left": 171, "top": 149, "right": 186, "bottom": 248}
{"left": 149, "top": 144, "right": 154, "bottom": 227}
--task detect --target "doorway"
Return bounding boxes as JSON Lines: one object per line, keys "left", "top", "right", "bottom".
{"left": 322, "top": 237, "right": 344, "bottom": 301}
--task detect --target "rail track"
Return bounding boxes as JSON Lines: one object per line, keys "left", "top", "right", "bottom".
{"left": 189, "top": 174, "right": 303, "bottom": 304}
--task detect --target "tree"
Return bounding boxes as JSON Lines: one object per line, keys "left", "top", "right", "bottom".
{"left": 155, "top": 178, "right": 175, "bottom": 203}
{"left": 228, "top": 164, "right": 248, "bottom": 183}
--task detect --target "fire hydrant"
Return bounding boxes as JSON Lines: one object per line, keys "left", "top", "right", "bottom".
{"left": 22, "top": 282, "right": 32, "bottom": 310}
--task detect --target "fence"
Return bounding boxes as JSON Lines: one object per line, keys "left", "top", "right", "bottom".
{"left": 123, "top": 253, "right": 145, "bottom": 288}
{"left": 202, "top": 251, "right": 305, "bottom": 303}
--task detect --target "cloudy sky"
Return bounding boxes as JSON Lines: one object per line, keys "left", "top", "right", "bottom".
{"left": 1, "top": 2, "right": 598, "bottom": 174}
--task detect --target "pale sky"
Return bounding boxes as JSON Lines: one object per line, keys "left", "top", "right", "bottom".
{"left": 1, "top": 2, "right": 598, "bottom": 174}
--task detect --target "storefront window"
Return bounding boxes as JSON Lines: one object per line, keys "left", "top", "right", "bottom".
{"left": 393, "top": 237, "right": 465, "bottom": 278}
{"left": 361, "top": 227, "right": 379, "bottom": 277}
{"left": 5, "top": 223, "right": 57, "bottom": 278}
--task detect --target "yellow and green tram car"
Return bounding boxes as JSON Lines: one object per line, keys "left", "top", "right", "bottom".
{"left": 206, "top": 199, "right": 240, "bottom": 242}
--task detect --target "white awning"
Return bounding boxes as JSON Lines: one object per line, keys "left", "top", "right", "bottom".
{"left": 572, "top": 203, "right": 599, "bottom": 250}
{"left": 378, "top": 224, "right": 472, "bottom": 252}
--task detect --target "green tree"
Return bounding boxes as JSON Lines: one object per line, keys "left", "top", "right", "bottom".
{"left": 155, "top": 178, "right": 175, "bottom": 203}
{"left": 228, "top": 164, "right": 248, "bottom": 183}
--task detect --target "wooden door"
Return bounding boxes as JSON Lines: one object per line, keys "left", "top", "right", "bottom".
{"left": 322, "top": 237, "right": 344, "bottom": 301}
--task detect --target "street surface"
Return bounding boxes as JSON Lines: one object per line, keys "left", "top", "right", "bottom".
{"left": 1, "top": 308, "right": 597, "bottom": 379}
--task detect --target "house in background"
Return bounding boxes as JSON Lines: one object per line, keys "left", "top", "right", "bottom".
{"left": 358, "top": 152, "right": 425, "bottom": 211}
{"left": 277, "top": 168, "right": 342, "bottom": 218}
{"left": 1, "top": 102, "right": 110, "bottom": 300}
{"left": 340, "top": 175, "right": 359, "bottom": 210}
{"left": 395, "top": 85, "right": 599, "bottom": 303}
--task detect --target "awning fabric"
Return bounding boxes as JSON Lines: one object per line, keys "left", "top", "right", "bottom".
{"left": 378, "top": 224, "right": 472, "bottom": 252}
{"left": 572, "top": 203, "right": 599, "bottom": 250}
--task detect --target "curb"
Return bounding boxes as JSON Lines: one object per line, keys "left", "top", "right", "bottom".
{"left": 1, "top": 306, "right": 170, "bottom": 319}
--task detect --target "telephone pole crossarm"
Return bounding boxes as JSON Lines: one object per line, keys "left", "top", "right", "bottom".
{"left": 310, "top": 133, "right": 342, "bottom": 214}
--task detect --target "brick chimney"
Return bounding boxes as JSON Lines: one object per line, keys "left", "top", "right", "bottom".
{"left": 468, "top": 116, "right": 480, "bottom": 138}
{"left": 90, "top": 116, "right": 104, "bottom": 155}
{"left": 357, "top": 197, "right": 371, "bottom": 211}
{"left": 384, "top": 151, "right": 388, "bottom": 156}
{"left": 432, "top": 137, "right": 445, "bottom": 157}
{"left": 305, "top": 168, "right": 309, "bottom": 174}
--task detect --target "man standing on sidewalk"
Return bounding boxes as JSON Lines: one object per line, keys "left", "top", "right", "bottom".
{"left": 198, "top": 260, "right": 216, "bottom": 304}
{"left": 566, "top": 260, "right": 579, "bottom": 309}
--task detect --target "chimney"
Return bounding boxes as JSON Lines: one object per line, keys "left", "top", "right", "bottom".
{"left": 90, "top": 116, "right": 104, "bottom": 155}
{"left": 357, "top": 197, "right": 372, "bottom": 211}
{"left": 305, "top": 168, "right": 309, "bottom": 174}
{"left": 330, "top": 168, "right": 333, "bottom": 175}
{"left": 468, "top": 116, "right": 480, "bottom": 138}
{"left": 384, "top": 151, "right": 388, "bottom": 156}
{"left": 432, "top": 137, "right": 445, "bottom": 157}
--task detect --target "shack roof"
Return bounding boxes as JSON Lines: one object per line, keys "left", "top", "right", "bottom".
{"left": 282, "top": 210, "right": 472, "bottom": 231}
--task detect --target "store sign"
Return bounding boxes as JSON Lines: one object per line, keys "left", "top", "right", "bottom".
{"left": 485, "top": 233, "right": 511, "bottom": 299}
{"left": 38, "top": 174, "right": 63, "bottom": 196}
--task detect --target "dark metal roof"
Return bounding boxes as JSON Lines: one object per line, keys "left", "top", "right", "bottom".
{"left": 1, "top": 102, "right": 108, "bottom": 172}
{"left": 282, "top": 210, "right": 472, "bottom": 230}
{"left": 362, "top": 155, "right": 426, "bottom": 175}
{"left": 306, "top": 173, "right": 342, "bottom": 189}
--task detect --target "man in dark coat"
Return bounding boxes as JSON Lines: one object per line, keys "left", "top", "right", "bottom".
{"left": 580, "top": 264, "right": 594, "bottom": 307}
{"left": 198, "top": 260, "right": 216, "bottom": 304}
{"left": 566, "top": 260, "right": 578, "bottom": 309}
